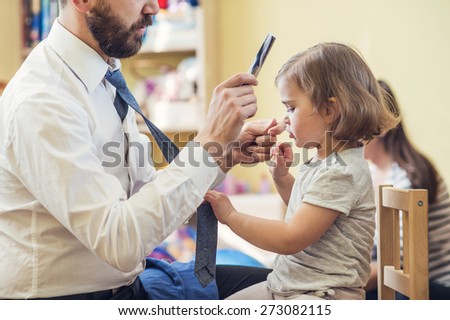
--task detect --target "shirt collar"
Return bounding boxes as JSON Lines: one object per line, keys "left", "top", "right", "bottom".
{"left": 47, "top": 19, "right": 111, "bottom": 93}
{"left": 107, "top": 58, "right": 122, "bottom": 76}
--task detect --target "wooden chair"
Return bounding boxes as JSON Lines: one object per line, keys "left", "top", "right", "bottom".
{"left": 377, "top": 185, "right": 429, "bottom": 299}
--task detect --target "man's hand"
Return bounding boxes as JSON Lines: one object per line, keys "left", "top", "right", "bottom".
{"left": 194, "top": 73, "right": 258, "bottom": 161}
{"left": 221, "top": 119, "right": 285, "bottom": 172}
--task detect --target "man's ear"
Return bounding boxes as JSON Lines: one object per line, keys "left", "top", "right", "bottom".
{"left": 72, "top": 0, "right": 93, "bottom": 13}
{"left": 320, "top": 97, "right": 339, "bottom": 124}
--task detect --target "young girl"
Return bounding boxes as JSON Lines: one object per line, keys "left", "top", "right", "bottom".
{"left": 205, "top": 42, "right": 399, "bottom": 300}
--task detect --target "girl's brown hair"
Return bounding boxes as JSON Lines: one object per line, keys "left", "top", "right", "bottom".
{"left": 275, "top": 42, "right": 399, "bottom": 142}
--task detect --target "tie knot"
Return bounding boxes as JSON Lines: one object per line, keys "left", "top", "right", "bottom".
{"left": 105, "top": 69, "right": 127, "bottom": 90}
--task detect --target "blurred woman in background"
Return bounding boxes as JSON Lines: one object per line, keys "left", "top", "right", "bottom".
{"left": 364, "top": 80, "right": 450, "bottom": 299}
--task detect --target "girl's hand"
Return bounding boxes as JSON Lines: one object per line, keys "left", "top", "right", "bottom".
{"left": 269, "top": 142, "right": 293, "bottom": 180}
{"left": 204, "top": 190, "right": 236, "bottom": 225}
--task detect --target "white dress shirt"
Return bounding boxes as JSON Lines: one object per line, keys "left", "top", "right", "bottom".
{"left": 0, "top": 20, "right": 221, "bottom": 299}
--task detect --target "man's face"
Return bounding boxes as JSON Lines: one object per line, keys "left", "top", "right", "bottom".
{"left": 85, "top": 0, "right": 153, "bottom": 58}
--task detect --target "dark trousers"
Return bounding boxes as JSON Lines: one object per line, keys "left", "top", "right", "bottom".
{"left": 216, "top": 265, "right": 272, "bottom": 300}
{"left": 37, "top": 278, "right": 147, "bottom": 300}
{"left": 43, "top": 265, "right": 272, "bottom": 300}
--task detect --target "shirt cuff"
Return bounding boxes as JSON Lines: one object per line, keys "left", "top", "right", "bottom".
{"left": 211, "top": 167, "right": 227, "bottom": 189}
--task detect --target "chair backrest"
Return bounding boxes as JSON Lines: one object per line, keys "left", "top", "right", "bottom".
{"left": 377, "top": 185, "right": 429, "bottom": 300}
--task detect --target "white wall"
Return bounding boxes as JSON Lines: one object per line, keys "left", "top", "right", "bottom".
{"left": 215, "top": 0, "right": 450, "bottom": 190}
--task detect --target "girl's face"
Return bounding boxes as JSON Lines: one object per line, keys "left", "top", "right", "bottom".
{"left": 278, "top": 78, "right": 330, "bottom": 151}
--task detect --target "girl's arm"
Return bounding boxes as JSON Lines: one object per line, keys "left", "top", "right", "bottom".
{"left": 205, "top": 191, "right": 339, "bottom": 255}
{"left": 273, "top": 172, "right": 295, "bottom": 207}
{"left": 270, "top": 143, "right": 295, "bottom": 206}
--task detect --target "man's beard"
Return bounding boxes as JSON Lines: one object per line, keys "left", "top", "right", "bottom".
{"left": 85, "top": 2, "right": 152, "bottom": 58}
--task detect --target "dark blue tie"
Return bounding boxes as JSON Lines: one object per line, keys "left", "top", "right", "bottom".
{"left": 105, "top": 69, "right": 217, "bottom": 287}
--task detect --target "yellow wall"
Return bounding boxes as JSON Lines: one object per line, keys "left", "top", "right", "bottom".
{"left": 0, "top": 0, "right": 22, "bottom": 83}
{"left": 1, "top": 0, "right": 449, "bottom": 190}
{"left": 215, "top": 0, "right": 450, "bottom": 191}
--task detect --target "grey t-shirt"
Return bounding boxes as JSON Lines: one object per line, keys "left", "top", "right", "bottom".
{"left": 267, "top": 147, "right": 375, "bottom": 295}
